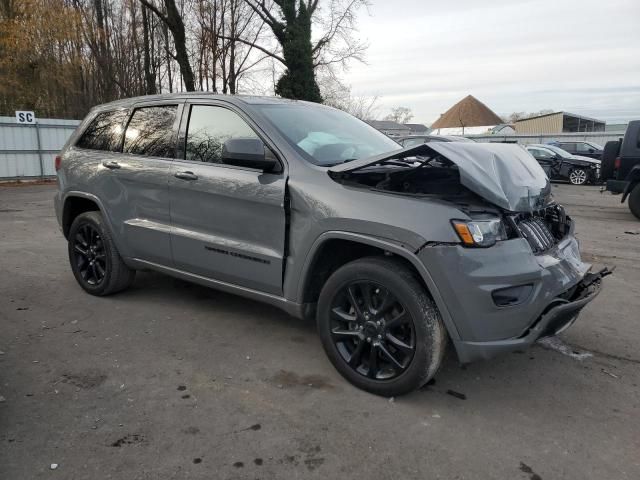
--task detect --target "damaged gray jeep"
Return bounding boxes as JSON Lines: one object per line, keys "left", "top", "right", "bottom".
{"left": 55, "top": 94, "right": 610, "bottom": 396}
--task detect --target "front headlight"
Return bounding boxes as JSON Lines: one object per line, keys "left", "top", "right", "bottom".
{"left": 451, "top": 218, "right": 508, "bottom": 247}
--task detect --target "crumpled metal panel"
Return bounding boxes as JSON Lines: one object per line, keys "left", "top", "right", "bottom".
{"left": 329, "top": 142, "right": 552, "bottom": 212}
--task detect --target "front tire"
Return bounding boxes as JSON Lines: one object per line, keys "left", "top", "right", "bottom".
{"left": 569, "top": 168, "right": 588, "bottom": 185}
{"left": 317, "top": 256, "right": 447, "bottom": 396}
{"left": 628, "top": 184, "right": 640, "bottom": 220}
{"left": 68, "top": 211, "right": 136, "bottom": 296}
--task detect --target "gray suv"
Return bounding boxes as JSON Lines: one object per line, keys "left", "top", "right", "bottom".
{"left": 54, "top": 94, "right": 609, "bottom": 396}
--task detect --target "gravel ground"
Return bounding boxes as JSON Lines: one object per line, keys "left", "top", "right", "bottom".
{"left": 0, "top": 183, "right": 638, "bottom": 480}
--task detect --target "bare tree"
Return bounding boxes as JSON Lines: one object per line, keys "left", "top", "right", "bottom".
{"left": 139, "top": 0, "right": 196, "bottom": 91}
{"left": 319, "top": 72, "right": 379, "bottom": 120}
{"left": 385, "top": 106, "right": 413, "bottom": 124}
{"left": 234, "top": 0, "right": 369, "bottom": 101}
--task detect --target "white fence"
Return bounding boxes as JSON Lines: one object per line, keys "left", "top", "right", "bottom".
{"left": 467, "top": 131, "right": 626, "bottom": 145}
{"left": 0, "top": 116, "right": 80, "bottom": 179}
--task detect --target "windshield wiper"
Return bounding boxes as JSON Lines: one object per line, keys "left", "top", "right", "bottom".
{"left": 324, "top": 158, "right": 358, "bottom": 167}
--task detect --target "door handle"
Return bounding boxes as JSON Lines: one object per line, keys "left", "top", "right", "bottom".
{"left": 174, "top": 171, "right": 198, "bottom": 181}
{"left": 102, "top": 160, "right": 121, "bottom": 170}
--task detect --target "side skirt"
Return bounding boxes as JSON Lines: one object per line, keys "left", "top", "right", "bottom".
{"left": 127, "top": 258, "right": 306, "bottom": 319}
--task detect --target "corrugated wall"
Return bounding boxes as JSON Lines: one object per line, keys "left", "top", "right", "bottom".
{"left": 514, "top": 113, "right": 563, "bottom": 134}
{"left": 0, "top": 116, "right": 80, "bottom": 179}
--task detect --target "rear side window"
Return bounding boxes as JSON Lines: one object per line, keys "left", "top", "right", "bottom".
{"left": 123, "top": 105, "right": 178, "bottom": 158}
{"left": 76, "top": 110, "right": 128, "bottom": 151}
{"left": 185, "top": 105, "right": 259, "bottom": 163}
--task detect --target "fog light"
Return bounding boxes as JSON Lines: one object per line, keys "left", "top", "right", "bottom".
{"left": 492, "top": 284, "right": 533, "bottom": 307}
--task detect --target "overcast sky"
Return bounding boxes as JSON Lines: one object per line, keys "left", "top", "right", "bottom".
{"left": 343, "top": 0, "right": 640, "bottom": 125}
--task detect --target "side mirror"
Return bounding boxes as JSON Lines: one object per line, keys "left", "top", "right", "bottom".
{"left": 588, "top": 148, "right": 595, "bottom": 153}
{"left": 222, "top": 138, "right": 278, "bottom": 172}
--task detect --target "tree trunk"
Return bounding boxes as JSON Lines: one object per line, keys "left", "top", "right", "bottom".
{"left": 163, "top": 0, "right": 195, "bottom": 91}
{"left": 141, "top": 4, "right": 157, "bottom": 94}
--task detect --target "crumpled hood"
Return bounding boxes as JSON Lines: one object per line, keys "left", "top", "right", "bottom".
{"left": 329, "top": 142, "right": 552, "bottom": 212}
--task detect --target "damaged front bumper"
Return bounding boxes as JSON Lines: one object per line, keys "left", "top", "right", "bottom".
{"left": 417, "top": 229, "right": 611, "bottom": 364}
{"left": 453, "top": 267, "right": 610, "bottom": 363}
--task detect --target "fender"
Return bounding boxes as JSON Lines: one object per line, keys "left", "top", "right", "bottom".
{"left": 621, "top": 165, "right": 640, "bottom": 202}
{"left": 296, "top": 231, "right": 461, "bottom": 342}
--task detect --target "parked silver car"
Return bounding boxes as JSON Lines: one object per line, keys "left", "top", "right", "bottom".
{"left": 54, "top": 94, "right": 609, "bottom": 396}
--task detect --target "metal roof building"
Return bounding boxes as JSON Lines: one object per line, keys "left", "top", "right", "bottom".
{"left": 514, "top": 112, "right": 605, "bottom": 134}
{"left": 404, "top": 123, "right": 430, "bottom": 135}
{"left": 366, "top": 120, "right": 412, "bottom": 137}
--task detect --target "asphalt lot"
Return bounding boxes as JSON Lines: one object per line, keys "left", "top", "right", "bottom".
{"left": 1, "top": 183, "right": 638, "bottom": 480}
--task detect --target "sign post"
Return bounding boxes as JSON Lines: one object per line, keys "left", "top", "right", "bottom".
{"left": 15, "top": 111, "right": 44, "bottom": 177}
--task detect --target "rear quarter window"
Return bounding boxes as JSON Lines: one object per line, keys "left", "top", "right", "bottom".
{"left": 76, "top": 109, "right": 129, "bottom": 151}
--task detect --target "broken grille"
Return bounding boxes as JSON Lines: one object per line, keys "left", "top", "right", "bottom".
{"left": 516, "top": 218, "right": 557, "bottom": 253}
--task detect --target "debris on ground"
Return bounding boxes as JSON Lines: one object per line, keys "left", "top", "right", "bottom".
{"left": 388, "top": 397, "right": 395, "bottom": 403}
{"left": 537, "top": 336, "right": 593, "bottom": 360}
{"left": 602, "top": 369, "right": 620, "bottom": 379}
{"left": 0, "top": 395, "right": 6, "bottom": 402}
{"left": 446, "top": 389, "right": 467, "bottom": 400}
{"left": 624, "top": 231, "right": 639, "bottom": 235}
{"left": 50, "top": 463, "right": 58, "bottom": 470}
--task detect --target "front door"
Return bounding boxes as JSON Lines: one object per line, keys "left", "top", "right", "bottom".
{"left": 168, "top": 103, "right": 287, "bottom": 296}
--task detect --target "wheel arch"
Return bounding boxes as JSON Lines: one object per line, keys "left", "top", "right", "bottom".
{"left": 62, "top": 192, "right": 109, "bottom": 239}
{"left": 296, "top": 231, "right": 460, "bottom": 341}
{"left": 621, "top": 166, "right": 640, "bottom": 202}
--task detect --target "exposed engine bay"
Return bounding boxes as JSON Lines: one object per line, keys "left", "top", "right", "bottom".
{"left": 329, "top": 151, "right": 501, "bottom": 217}
{"left": 329, "top": 144, "right": 573, "bottom": 254}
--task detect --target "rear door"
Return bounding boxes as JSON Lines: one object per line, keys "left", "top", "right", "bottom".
{"left": 105, "top": 102, "right": 182, "bottom": 265}
{"left": 168, "top": 102, "right": 287, "bottom": 295}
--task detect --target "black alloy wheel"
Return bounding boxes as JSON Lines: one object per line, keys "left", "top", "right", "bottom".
{"left": 329, "top": 281, "right": 415, "bottom": 380}
{"left": 67, "top": 211, "right": 135, "bottom": 296}
{"left": 317, "top": 256, "right": 447, "bottom": 396}
{"left": 72, "top": 223, "right": 107, "bottom": 286}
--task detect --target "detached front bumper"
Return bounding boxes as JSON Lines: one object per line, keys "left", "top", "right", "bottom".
{"left": 417, "top": 230, "right": 610, "bottom": 364}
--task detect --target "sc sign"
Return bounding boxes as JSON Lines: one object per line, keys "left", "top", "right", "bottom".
{"left": 15, "top": 111, "right": 36, "bottom": 124}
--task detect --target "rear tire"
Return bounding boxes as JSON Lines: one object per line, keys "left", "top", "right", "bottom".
{"left": 317, "top": 256, "right": 447, "bottom": 397}
{"left": 68, "top": 211, "right": 136, "bottom": 296}
{"left": 629, "top": 184, "right": 640, "bottom": 220}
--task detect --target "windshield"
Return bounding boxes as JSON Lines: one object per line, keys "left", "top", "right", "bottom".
{"left": 257, "top": 104, "right": 400, "bottom": 166}
{"left": 542, "top": 145, "right": 572, "bottom": 158}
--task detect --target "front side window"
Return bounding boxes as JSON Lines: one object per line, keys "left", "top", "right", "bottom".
{"left": 185, "top": 105, "right": 259, "bottom": 163}
{"left": 76, "top": 109, "right": 128, "bottom": 152}
{"left": 257, "top": 104, "right": 400, "bottom": 166}
{"left": 123, "top": 105, "right": 178, "bottom": 158}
